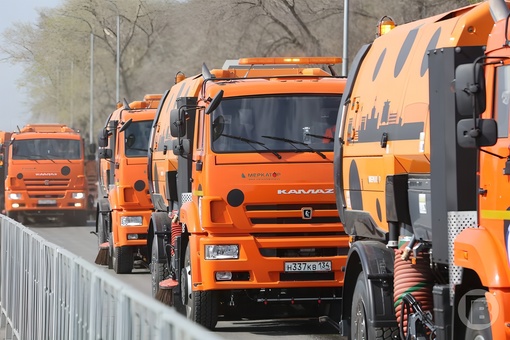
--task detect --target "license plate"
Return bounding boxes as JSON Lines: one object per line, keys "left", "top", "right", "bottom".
{"left": 284, "top": 261, "right": 332, "bottom": 272}
{"left": 38, "top": 199, "right": 56, "bottom": 205}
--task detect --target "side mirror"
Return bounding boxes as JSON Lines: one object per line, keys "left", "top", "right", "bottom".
{"left": 457, "top": 118, "right": 497, "bottom": 148}
{"left": 212, "top": 115, "right": 225, "bottom": 141}
{"left": 119, "top": 118, "right": 133, "bottom": 133}
{"left": 98, "top": 148, "right": 113, "bottom": 159}
{"left": 172, "top": 138, "right": 181, "bottom": 156}
{"left": 171, "top": 138, "right": 191, "bottom": 156}
{"left": 182, "top": 138, "right": 191, "bottom": 155}
{"left": 205, "top": 90, "right": 224, "bottom": 115}
{"left": 455, "top": 63, "right": 486, "bottom": 117}
{"left": 170, "top": 108, "right": 185, "bottom": 137}
{"left": 98, "top": 128, "right": 109, "bottom": 148}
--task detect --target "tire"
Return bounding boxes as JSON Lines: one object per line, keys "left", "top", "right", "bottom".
{"left": 464, "top": 296, "right": 493, "bottom": 340}
{"left": 96, "top": 209, "right": 108, "bottom": 245}
{"left": 182, "top": 244, "right": 218, "bottom": 330}
{"left": 108, "top": 232, "right": 113, "bottom": 270}
{"left": 66, "top": 211, "right": 89, "bottom": 226}
{"left": 6, "top": 211, "right": 18, "bottom": 222}
{"left": 113, "top": 245, "right": 134, "bottom": 274}
{"left": 351, "top": 272, "right": 398, "bottom": 340}
{"left": 151, "top": 236, "right": 169, "bottom": 298}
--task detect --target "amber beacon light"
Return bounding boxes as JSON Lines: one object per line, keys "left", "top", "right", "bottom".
{"left": 238, "top": 57, "right": 342, "bottom": 65}
{"left": 376, "top": 15, "right": 396, "bottom": 37}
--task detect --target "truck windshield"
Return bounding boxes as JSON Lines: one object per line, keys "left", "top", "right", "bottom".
{"left": 211, "top": 95, "right": 341, "bottom": 153}
{"left": 124, "top": 120, "right": 152, "bottom": 157}
{"left": 11, "top": 139, "right": 82, "bottom": 160}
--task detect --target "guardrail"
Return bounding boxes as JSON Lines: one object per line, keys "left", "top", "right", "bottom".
{"left": 0, "top": 216, "right": 223, "bottom": 340}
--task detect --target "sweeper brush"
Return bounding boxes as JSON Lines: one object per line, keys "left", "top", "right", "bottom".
{"left": 95, "top": 242, "right": 109, "bottom": 266}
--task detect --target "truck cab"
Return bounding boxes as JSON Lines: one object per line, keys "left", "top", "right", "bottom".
{"left": 4, "top": 124, "right": 89, "bottom": 225}
{"left": 96, "top": 94, "right": 161, "bottom": 273}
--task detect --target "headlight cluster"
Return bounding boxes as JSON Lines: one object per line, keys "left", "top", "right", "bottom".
{"left": 120, "top": 216, "right": 143, "bottom": 226}
{"left": 205, "top": 245, "right": 239, "bottom": 260}
{"left": 72, "top": 192, "right": 85, "bottom": 199}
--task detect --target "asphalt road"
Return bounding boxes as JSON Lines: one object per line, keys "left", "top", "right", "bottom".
{"left": 28, "top": 221, "right": 345, "bottom": 340}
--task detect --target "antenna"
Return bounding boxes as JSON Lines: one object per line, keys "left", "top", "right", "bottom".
{"left": 202, "top": 63, "right": 213, "bottom": 80}
{"left": 123, "top": 98, "right": 132, "bottom": 110}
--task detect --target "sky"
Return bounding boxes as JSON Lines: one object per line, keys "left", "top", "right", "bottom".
{"left": 0, "top": 1, "right": 62, "bottom": 132}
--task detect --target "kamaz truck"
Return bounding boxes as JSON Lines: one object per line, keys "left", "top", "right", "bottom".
{"left": 4, "top": 124, "right": 89, "bottom": 225}
{"left": 148, "top": 57, "right": 348, "bottom": 329}
{"left": 96, "top": 94, "right": 161, "bottom": 273}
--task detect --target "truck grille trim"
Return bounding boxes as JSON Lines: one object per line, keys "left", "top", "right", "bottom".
{"left": 25, "top": 178, "right": 71, "bottom": 188}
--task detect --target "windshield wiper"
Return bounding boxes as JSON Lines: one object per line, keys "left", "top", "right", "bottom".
{"left": 306, "top": 133, "right": 334, "bottom": 142}
{"left": 220, "top": 133, "right": 282, "bottom": 159}
{"left": 261, "top": 135, "right": 326, "bottom": 159}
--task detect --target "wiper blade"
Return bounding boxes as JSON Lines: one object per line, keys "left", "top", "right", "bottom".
{"left": 261, "top": 135, "right": 326, "bottom": 159}
{"left": 306, "top": 133, "right": 334, "bottom": 142}
{"left": 220, "top": 134, "right": 282, "bottom": 159}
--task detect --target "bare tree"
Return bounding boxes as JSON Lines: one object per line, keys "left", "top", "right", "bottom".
{"left": 0, "top": 0, "right": 481, "bottom": 140}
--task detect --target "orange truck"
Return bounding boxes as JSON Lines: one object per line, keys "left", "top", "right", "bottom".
{"left": 332, "top": 0, "right": 510, "bottom": 338}
{"left": 96, "top": 94, "right": 161, "bottom": 273}
{"left": 148, "top": 57, "right": 348, "bottom": 329}
{"left": 4, "top": 124, "right": 89, "bottom": 225}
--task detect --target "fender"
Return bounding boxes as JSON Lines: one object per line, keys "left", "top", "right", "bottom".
{"left": 96, "top": 198, "right": 111, "bottom": 234}
{"left": 149, "top": 211, "right": 172, "bottom": 263}
{"left": 341, "top": 240, "right": 397, "bottom": 335}
{"left": 179, "top": 200, "right": 200, "bottom": 233}
{"left": 108, "top": 185, "right": 120, "bottom": 211}
{"left": 455, "top": 227, "right": 510, "bottom": 287}
{"left": 97, "top": 197, "right": 110, "bottom": 216}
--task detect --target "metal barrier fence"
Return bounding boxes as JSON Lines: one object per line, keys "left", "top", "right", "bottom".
{"left": 0, "top": 216, "right": 223, "bottom": 340}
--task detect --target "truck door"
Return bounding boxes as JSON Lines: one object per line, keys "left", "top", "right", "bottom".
{"left": 479, "top": 62, "right": 510, "bottom": 267}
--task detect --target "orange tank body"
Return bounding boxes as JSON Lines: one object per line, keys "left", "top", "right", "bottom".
{"left": 334, "top": 1, "right": 510, "bottom": 339}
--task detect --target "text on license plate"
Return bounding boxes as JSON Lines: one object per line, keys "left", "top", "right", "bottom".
{"left": 284, "top": 261, "right": 332, "bottom": 272}
{"left": 38, "top": 199, "right": 56, "bottom": 205}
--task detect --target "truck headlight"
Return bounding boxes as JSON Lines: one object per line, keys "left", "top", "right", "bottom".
{"left": 205, "top": 245, "right": 239, "bottom": 260}
{"left": 72, "top": 192, "right": 85, "bottom": 199}
{"left": 120, "top": 216, "right": 143, "bottom": 226}
{"left": 9, "top": 193, "right": 22, "bottom": 200}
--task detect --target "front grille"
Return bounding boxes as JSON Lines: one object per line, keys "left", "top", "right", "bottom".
{"left": 31, "top": 194, "right": 64, "bottom": 199}
{"left": 25, "top": 178, "right": 70, "bottom": 189}
{"left": 246, "top": 203, "right": 340, "bottom": 225}
{"left": 251, "top": 217, "right": 340, "bottom": 224}
{"left": 246, "top": 203, "right": 337, "bottom": 211}
{"left": 259, "top": 246, "right": 348, "bottom": 257}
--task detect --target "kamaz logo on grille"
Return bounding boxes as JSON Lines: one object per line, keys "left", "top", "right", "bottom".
{"left": 301, "top": 207, "right": 313, "bottom": 219}
{"left": 277, "top": 189, "right": 334, "bottom": 194}
{"left": 35, "top": 173, "right": 58, "bottom": 176}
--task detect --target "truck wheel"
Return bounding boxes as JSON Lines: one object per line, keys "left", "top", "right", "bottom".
{"left": 151, "top": 236, "right": 169, "bottom": 298}
{"left": 182, "top": 244, "right": 218, "bottom": 330}
{"left": 113, "top": 246, "right": 133, "bottom": 274}
{"left": 351, "top": 272, "right": 398, "bottom": 340}
{"left": 96, "top": 209, "right": 108, "bottom": 245}
{"left": 65, "top": 211, "right": 87, "bottom": 226}
{"left": 108, "top": 232, "right": 113, "bottom": 269}
{"left": 6, "top": 211, "right": 18, "bottom": 222}
{"left": 464, "top": 296, "right": 492, "bottom": 340}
